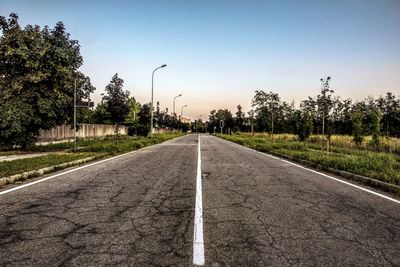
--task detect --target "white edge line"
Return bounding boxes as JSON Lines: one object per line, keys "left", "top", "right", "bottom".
{"left": 0, "top": 136, "right": 185, "bottom": 196}
{"left": 216, "top": 136, "right": 400, "bottom": 205}
{"left": 193, "top": 134, "right": 205, "bottom": 265}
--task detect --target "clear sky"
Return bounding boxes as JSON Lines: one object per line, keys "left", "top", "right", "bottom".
{"left": 1, "top": 0, "right": 399, "bottom": 119}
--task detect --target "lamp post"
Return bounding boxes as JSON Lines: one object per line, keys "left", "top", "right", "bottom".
{"left": 150, "top": 64, "right": 167, "bottom": 137}
{"left": 173, "top": 94, "right": 182, "bottom": 117}
{"left": 180, "top": 104, "right": 187, "bottom": 120}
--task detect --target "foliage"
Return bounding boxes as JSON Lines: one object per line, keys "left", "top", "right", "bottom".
{"left": 207, "top": 109, "right": 233, "bottom": 134}
{"left": 102, "top": 73, "right": 130, "bottom": 125}
{"left": 92, "top": 102, "right": 111, "bottom": 124}
{"left": 206, "top": 87, "right": 399, "bottom": 140}
{"left": 370, "top": 107, "right": 381, "bottom": 149}
{"left": 235, "top": 105, "right": 245, "bottom": 132}
{"left": 124, "top": 97, "right": 141, "bottom": 125}
{"left": 252, "top": 90, "right": 281, "bottom": 134}
{"left": 352, "top": 109, "right": 364, "bottom": 146}
{"left": 294, "top": 110, "right": 313, "bottom": 141}
{"left": 0, "top": 13, "right": 95, "bottom": 149}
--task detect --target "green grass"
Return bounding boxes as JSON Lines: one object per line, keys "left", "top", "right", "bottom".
{"left": 219, "top": 134, "right": 400, "bottom": 185}
{"left": 239, "top": 132, "right": 400, "bottom": 154}
{"left": 0, "top": 153, "right": 95, "bottom": 177}
{"left": 0, "top": 133, "right": 184, "bottom": 178}
{"left": 77, "top": 133, "right": 184, "bottom": 155}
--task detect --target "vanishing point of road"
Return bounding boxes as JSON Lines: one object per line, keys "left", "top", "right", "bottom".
{"left": 0, "top": 134, "right": 399, "bottom": 266}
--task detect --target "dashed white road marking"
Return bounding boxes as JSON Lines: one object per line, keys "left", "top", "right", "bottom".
{"left": 193, "top": 134, "right": 205, "bottom": 265}
{"left": 217, "top": 136, "right": 400, "bottom": 205}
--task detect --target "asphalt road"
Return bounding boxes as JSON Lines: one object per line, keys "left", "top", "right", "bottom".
{"left": 0, "top": 134, "right": 399, "bottom": 266}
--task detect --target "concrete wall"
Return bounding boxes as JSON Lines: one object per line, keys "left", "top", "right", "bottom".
{"left": 38, "top": 124, "right": 128, "bottom": 142}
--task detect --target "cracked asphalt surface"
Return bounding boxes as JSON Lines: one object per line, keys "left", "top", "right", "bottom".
{"left": 1, "top": 134, "right": 400, "bottom": 266}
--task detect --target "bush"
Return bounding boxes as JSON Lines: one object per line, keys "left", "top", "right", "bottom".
{"left": 128, "top": 124, "right": 149, "bottom": 136}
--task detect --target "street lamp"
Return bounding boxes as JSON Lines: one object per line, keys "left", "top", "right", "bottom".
{"left": 180, "top": 104, "right": 188, "bottom": 120}
{"left": 173, "top": 94, "right": 182, "bottom": 117}
{"left": 150, "top": 64, "right": 167, "bottom": 137}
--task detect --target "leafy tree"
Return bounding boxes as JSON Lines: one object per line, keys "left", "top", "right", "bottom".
{"left": 376, "top": 92, "right": 400, "bottom": 137}
{"left": 300, "top": 97, "right": 318, "bottom": 134}
{"left": 294, "top": 110, "right": 313, "bottom": 141}
{"left": 0, "top": 13, "right": 94, "bottom": 149}
{"left": 352, "top": 109, "right": 364, "bottom": 146}
{"left": 193, "top": 118, "right": 206, "bottom": 133}
{"left": 124, "top": 97, "right": 141, "bottom": 125}
{"left": 331, "top": 98, "right": 353, "bottom": 135}
{"left": 316, "top": 77, "right": 334, "bottom": 151}
{"left": 92, "top": 102, "right": 111, "bottom": 124}
{"left": 102, "top": 73, "right": 130, "bottom": 136}
{"left": 136, "top": 103, "right": 151, "bottom": 135}
{"left": 247, "top": 110, "right": 255, "bottom": 135}
{"left": 252, "top": 90, "right": 280, "bottom": 135}
{"left": 370, "top": 107, "right": 381, "bottom": 149}
{"left": 207, "top": 109, "right": 233, "bottom": 134}
{"left": 235, "top": 104, "right": 245, "bottom": 132}
{"left": 77, "top": 107, "right": 95, "bottom": 124}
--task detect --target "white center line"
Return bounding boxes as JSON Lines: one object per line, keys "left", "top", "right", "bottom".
{"left": 193, "top": 134, "right": 205, "bottom": 266}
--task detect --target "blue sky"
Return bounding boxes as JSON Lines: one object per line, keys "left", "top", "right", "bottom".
{"left": 1, "top": 0, "right": 399, "bottom": 119}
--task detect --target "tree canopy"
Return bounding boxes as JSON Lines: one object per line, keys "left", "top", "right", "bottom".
{"left": 0, "top": 13, "right": 95, "bottom": 148}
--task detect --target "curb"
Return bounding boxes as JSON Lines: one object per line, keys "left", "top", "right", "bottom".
{"left": 0, "top": 156, "right": 98, "bottom": 187}
{"left": 265, "top": 150, "right": 400, "bottom": 197}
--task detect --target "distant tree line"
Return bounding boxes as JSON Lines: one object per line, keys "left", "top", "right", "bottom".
{"left": 208, "top": 78, "right": 400, "bottom": 147}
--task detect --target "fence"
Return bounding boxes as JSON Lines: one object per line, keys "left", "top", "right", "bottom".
{"left": 38, "top": 124, "right": 128, "bottom": 142}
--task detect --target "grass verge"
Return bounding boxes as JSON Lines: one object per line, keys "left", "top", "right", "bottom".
{"left": 218, "top": 134, "right": 400, "bottom": 186}
{"left": 0, "top": 153, "right": 95, "bottom": 177}
{"left": 0, "top": 133, "right": 184, "bottom": 179}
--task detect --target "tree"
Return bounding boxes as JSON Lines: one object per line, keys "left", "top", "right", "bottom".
{"left": 124, "top": 97, "right": 141, "bottom": 125}
{"left": 300, "top": 97, "right": 318, "bottom": 134}
{"left": 102, "top": 73, "right": 130, "bottom": 136}
{"left": 376, "top": 92, "right": 400, "bottom": 137}
{"left": 0, "top": 14, "right": 94, "bottom": 149}
{"left": 247, "top": 110, "right": 255, "bottom": 135}
{"left": 294, "top": 110, "right": 313, "bottom": 141}
{"left": 137, "top": 103, "right": 151, "bottom": 135}
{"left": 352, "top": 109, "right": 364, "bottom": 146}
{"left": 235, "top": 105, "right": 245, "bottom": 132}
{"left": 370, "top": 107, "right": 381, "bottom": 149}
{"left": 92, "top": 102, "right": 111, "bottom": 124}
{"left": 207, "top": 109, "right": 233, "bottom": 134}
{"left": 316, "top": 77, "right": 334, "bottom": 151}
{"left": 252, "top": 91, "right": 280, "bottom": 135}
